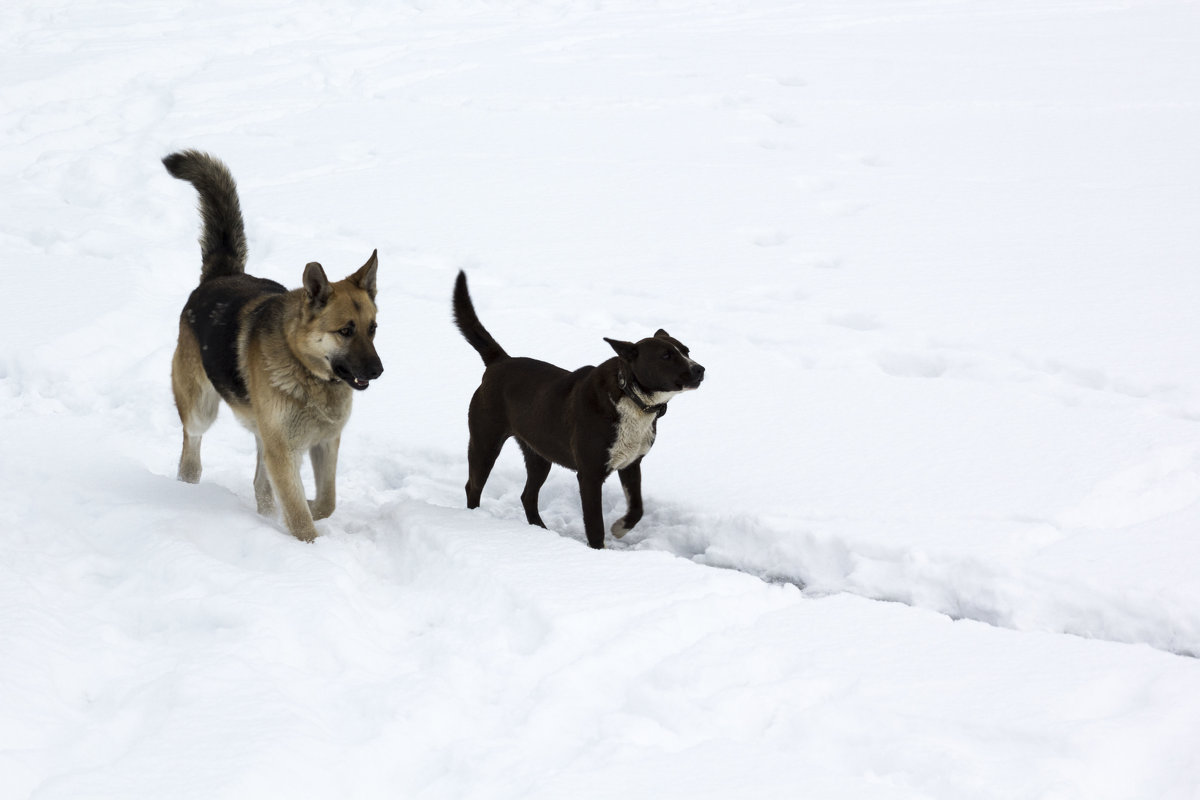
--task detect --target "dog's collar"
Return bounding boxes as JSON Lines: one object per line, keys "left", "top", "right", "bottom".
{"left": 617, "top": 369, "right": 668, "bottom": 418}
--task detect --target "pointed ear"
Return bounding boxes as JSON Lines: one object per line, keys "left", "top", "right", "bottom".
{"left": 303, "top": 261, "right": 333, "bottom": 308}
{"left": 349, "top": 249, "right": 378, "bottom": 300}
{"left": 604, "top": 337, "right": 638, "bottom": 362}
{"left": 654, "top": 329, "right": 671, "bottom": 339}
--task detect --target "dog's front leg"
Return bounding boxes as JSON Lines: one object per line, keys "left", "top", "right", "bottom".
{"left": 577, "top": 471, "right": 607, "bottom": 550}
{"left": 611, "top": 457, "right": 644, "bottom": 539}
{"left": 308, "top": 436, "right": 339, "bottom": 521}
{"left": 253, "top": 435, "right": 276, "bottom": 516}
{"left": 260, "top": 428, "right": 318, "bottom": 542}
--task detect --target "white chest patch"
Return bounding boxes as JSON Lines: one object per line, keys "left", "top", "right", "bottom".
{"left": 608, "top": 396, "right": 659, "bottom": 471}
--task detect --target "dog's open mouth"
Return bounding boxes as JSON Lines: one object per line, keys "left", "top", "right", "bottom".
{"left": 334, "top": 365, "right": 372, "bottom": 391}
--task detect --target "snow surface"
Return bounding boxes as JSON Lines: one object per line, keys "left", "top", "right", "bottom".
{"left": 4, "top": 0, "right": 1200, "bottom": 797}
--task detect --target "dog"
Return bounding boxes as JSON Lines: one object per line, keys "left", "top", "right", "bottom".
{"left": 164, "top": 150, "right": 383, "bottom": 541}
{"left": 453, "top": 271, "right": 704, "bottom": 549}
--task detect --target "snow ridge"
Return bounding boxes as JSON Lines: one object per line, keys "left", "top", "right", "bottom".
{"left": 637, "top": 509, "right": 1200, "bottom": 658}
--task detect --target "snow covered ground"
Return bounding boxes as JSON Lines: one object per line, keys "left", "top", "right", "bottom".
{"left": 4, "top": 0, "right": 1200, "bottom": 796}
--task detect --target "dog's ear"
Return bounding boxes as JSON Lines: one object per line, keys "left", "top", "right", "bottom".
{"left": 349, "top": 249, "right": 378, "bottom": 300}
{"left": 654, "top": 329, "right": 671, "bottom": 339}
{"left": 303, "top": 261, "right": 333, "bottom": 309}
{"left": 604, "top": 337, "right": 638, "bottom": 362}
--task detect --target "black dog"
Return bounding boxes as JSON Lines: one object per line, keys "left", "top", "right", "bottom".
{"left": 453, "top": 271, "right": 704, "bottom": 549}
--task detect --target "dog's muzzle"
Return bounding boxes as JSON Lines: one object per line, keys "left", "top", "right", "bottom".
{"left": 334, "top": 360, "right": 383, "bottom": 391}
{"left": 681, "top": 363, "right": 705, "bottom": 390}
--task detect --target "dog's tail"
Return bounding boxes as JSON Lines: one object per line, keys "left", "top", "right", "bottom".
{"left": 453, "top": 271, "right": 509, "bottom": 366}
{"left": 163, "top": 150, "right": 247, "bottom": 283}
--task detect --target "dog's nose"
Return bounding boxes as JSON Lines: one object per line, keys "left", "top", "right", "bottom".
{"left": 364, "top": 359, "right": 383, "bottom": 381}
{"left": 691, "top": 363, "right": 705, "bottom": 380}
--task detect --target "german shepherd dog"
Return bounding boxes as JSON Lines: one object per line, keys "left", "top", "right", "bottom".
{"left": 453, "top": 272, "right": 704, "bottom": 549}
{"left": 164, "top": 150, "right": 383, "bottom": 541}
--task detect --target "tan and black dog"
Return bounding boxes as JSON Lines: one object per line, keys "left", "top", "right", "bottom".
{"left": 164, "top": 150, "right": 383, "bottom": 541}
{"left": 453, "top": 271, "right": 704, "bottom": 549}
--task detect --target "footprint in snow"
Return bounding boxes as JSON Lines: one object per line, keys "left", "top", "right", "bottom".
{"left": 757, "top": 138, "right": 793, "bottom": 151}
{"left": 752, "top": 229, "right": 789, "bottom": 247}
{"left": 826, "top": 312, "right": 882, "bottom": 332}
{"left": 798, "top": 254, "right": 843, "bottom": 270}
{"left": 839, "top": 153, "right": 885, "bottom": 168}
{"left": 766, "top": 111, "right": 799, "bottom": 127}
{"left": 1056, "top": 446, "right": 1200, "bottom": 530}
{"left": 875, "top": 351, "right": 947, "bottom": 379}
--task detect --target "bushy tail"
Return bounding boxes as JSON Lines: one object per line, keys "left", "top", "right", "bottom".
{"left": 453, "top": 271, "right": 509, "bottom": 366}
{"left": 163, "top": 150, "right": 247, "bottom": 282}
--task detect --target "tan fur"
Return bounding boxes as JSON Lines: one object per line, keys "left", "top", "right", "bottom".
{"left": 171, "top": 256, "right": 380, "bottom": 542}
{"left": 172, "top": 322, "right": 220, "bottom": 485}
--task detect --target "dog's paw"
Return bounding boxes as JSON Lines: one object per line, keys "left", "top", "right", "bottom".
{"left": 308, "top": 499, "right": 334, "bottom": 521}
{"left": 611, "top": 518, "right": 629, "bottom": 538}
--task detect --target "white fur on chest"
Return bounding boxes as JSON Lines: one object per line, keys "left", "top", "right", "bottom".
{"left": 607, "top": 396, "right": 659, "bottom": 471}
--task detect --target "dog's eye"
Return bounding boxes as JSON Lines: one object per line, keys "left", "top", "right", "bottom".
{"left": 661, "top": 352, "right": 673, "bottom": 360}
{"left": 368, "top": 322, "right": 377, "bottom": 337}
{"left": 338, "top": 325, "right": 354, "bottom": 337}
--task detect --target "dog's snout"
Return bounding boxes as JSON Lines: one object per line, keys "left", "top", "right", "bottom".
{"left": 351, "top": 339, "right": 384, "bottom": 382}
{"left": 691, "top": 363, "right": 705, "bottom": 380}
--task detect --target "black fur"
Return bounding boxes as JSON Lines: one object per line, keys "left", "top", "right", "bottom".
{"left": 181, "top": 276, "right": 287, "bottom": 403}
{"left": 453, "top": 271, "right": 508, "bottom": 365}
{"left": 162, "top": 150, "right": 248, "bottom": 283}
{"left": 453, "top": 271, "right": 704, "bottom": 549}
{"left": 165, "top": 150, "right": 282, "bottom": 404}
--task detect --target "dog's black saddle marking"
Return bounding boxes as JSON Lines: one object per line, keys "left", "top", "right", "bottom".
{"left": 183, "top": 275, "right": 287, "bottom": 403}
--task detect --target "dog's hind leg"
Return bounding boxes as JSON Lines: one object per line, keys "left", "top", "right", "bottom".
{"left": 465, "top": 430, "right": 505, "bottom": 510}
{"left": 171, "top": 325, "right": 219, "bottom": 484}
{"left": 517, "top": 441, "right": 551, "bottom": 527}
{"left": 465, "top": 392, "right": 507, "bottom": 509}
{"left": 577, "top": 470, "right": 607, "bottom": 549}
{"left": 611, "top": 457, "right": 644, "bottom": 539}
{"left": 308, "top": 436, "right": 339, "bottom": 521}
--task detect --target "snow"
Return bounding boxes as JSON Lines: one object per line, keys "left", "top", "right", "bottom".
{"left": 4, "top": 0, "right": 1200, "bottom": 797}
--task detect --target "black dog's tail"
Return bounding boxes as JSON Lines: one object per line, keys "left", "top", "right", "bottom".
{"left": 453, "top": 271, "right": 509, "bottom": 366}
{"left": 163, "top": 150, "right": 247, "bottom": 283}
